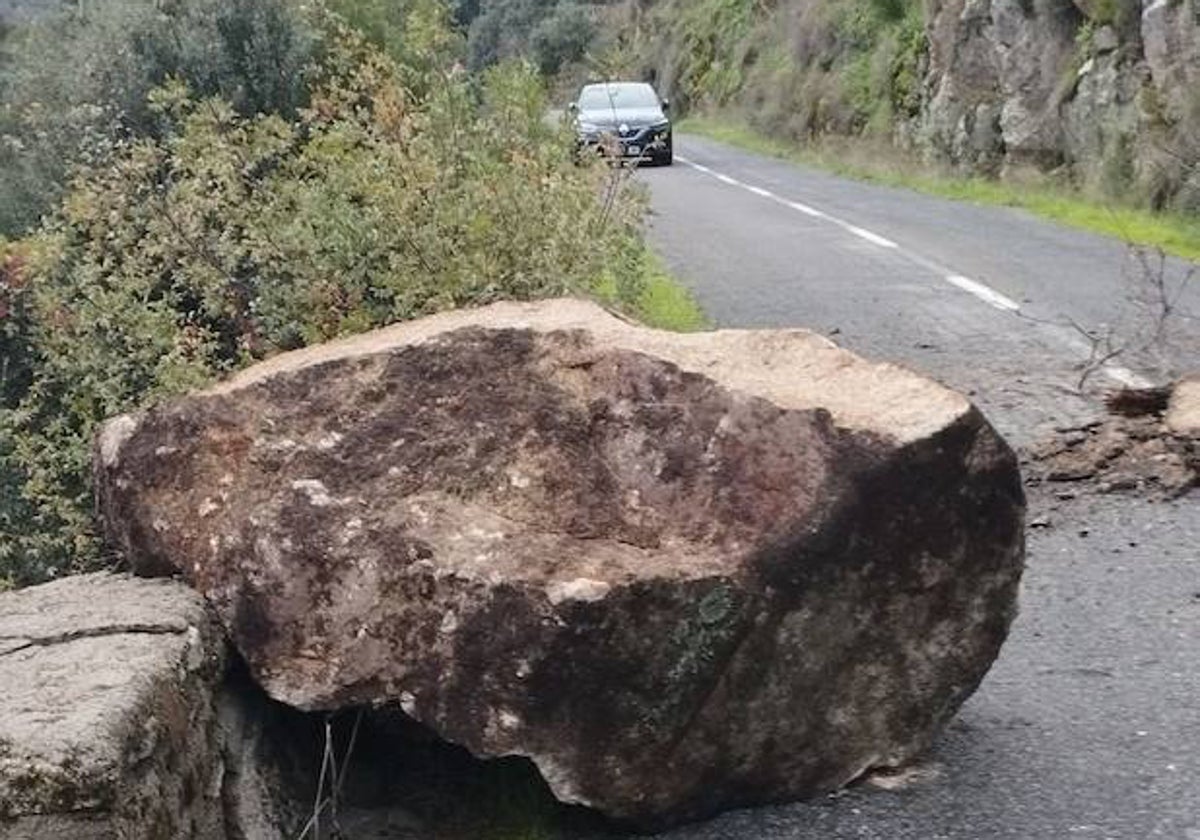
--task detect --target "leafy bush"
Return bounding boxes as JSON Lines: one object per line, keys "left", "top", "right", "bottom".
{"left": 0, "top": 0, "right": 316, "bottom": 236}
{"left": 0, "top": 4, "right": 653, "bottom": 587}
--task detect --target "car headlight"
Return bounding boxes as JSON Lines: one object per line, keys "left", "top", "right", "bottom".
{"left": 652, "top": 120, "right": 671, "bottom": 134}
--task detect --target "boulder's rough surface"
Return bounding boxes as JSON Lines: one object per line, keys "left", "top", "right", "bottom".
{"left": 0, "top": 574, "right": 228, "bottom": 839}
{"left": 95, "top": 299, "right": 1026, "bottom": 828}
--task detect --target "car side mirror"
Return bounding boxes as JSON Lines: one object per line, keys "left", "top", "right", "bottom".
{"left": 567, "top": 102, "right": 579, "bottom": 113}
{"left": 661, "top": 99, "right": 670, "bottom": 112}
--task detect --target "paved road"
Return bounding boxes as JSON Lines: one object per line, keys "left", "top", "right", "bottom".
{"left": 621, "top": 136, "right": 1200, "bottom": 840}
{"left": 641, "top": 135, "right": 1199, "bottom": 446}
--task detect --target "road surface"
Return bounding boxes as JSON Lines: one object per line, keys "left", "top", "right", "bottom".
{"left": 619, "top": 135, "right": 1200, "bottom": 840}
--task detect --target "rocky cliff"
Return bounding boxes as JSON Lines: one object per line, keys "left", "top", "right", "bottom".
{"left": 922, "top": 0, "right": 1200, "bottom": 207}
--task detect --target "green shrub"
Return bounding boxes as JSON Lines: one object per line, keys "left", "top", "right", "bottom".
{"left": 0, "top": 0, "right": 317, "bottom": 236}
{"left": 0, "top": 6, "right": 654, "bottom": 587}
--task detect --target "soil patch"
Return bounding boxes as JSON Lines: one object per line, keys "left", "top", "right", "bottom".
{"left": 1024, "top": 398, "right": 1198, "bottom": 499}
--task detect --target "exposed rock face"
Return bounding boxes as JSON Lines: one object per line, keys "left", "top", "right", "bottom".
{"left": 924, "top": 0, "right": 1082, "bottom": 170}
{"left": 921, "top": 0, "right": 1200, "bottom": 207}
{"left": 95, "top": 299, "right": 1025, "bottom": 828}
{"left": 0, "top": 574, "right": 229, "bottom": 839}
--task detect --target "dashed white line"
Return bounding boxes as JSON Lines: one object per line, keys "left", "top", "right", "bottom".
{"left": 944, "top": 274, "right": 1022, "bottom": 313}
{"left": 841, "top": 224, "right": 899, "bottom": 249}
{"left": 785, "top": 200, "right": 825, "bottom": 218}
{"left": 683, "top": 155, "right": 902, "bottom": 251}
{"left": 676, "top": 154, "right": 1157, "bottom": 389}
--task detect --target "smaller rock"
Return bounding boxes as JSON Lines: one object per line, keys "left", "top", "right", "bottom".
{"left": 1099, "top": 476, "right": 1140, "bottom": 493}
{"left": 0, "top": 574, "right": 232, "bottom": 839}
{"left": 864, "top": 763, "right": 942, "bottom": 791}
{"left": 1046, "top": 463, "right": 1097, "bottom": 482}
{"left": 1054, "top": 421, "right": 1103, "bottom": 434}
{"left": 1166, "top": 375, "right": 1200, "bottom": 438}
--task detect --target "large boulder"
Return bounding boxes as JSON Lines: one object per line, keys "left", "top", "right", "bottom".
{"left": 0, "top": 574, "right": 227, "bottom": 839}
{"left": 95, "top": 298, "right": 1025, "bottom": 829}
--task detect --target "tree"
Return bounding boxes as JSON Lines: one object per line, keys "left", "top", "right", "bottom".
{"left": 465, "top": 0, "right": 559, "bottom": 71}
{"left": 531, "top": 2, "right": 595, "bottom": 77}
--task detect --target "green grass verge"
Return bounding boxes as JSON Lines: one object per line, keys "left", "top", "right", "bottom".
{"left": 594, "top": 250, "right": 710, "bottom": 332}
{"left": 634, "top": 256, "right": 711, "bottom": 332}
{"left": 679, "top": 116, "right": 1200, "bottom": 262}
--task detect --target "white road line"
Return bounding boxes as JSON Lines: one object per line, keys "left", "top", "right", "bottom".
{"left": 944, "top": 275, "right": 1022, "bottom": 313}
{"left": 682, "top": 156, "right": 901, "bottom": 250}
{"left": 679, "top": 156, "right": 1024, "bottom": 312}
{"left": 784, "top": 200, "right": 826, "bottom": 218}
{"left": 841, "top": 224, "right": 899, "bottom": 249}
{"left": 675, "top": 155, "right": 1159, "bottom": 388}
{"left": 1103, "top": 365, "right": 1155, "bottom": 389}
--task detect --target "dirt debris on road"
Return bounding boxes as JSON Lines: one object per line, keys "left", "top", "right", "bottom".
{"left": 1025, "top": 379, "right": 1199, "bottom": 500}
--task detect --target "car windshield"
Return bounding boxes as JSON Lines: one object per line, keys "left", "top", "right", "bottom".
{"left": 578, "top": 83, "right": 659, "bottom": 111}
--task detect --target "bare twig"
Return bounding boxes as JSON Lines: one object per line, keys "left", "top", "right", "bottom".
{"left": 1064, "top": 315, "right": 1130, "bottom": 391}
{"left": 331, "top": 709, "right": 365, "bottom": 807}
{"left": 294, "top": 710, "right": 366, "bottom": 840}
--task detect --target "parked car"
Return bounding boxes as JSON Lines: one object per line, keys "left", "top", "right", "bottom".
{"left": 570, "top": 81, "right": 672, "bottom": 166}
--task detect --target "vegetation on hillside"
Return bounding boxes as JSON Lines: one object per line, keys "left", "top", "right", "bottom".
{"left": 0, "top": 0, "right": 684, "bottom": 588}
{"left": 627, "top": 0, "right": 925, "bottom": 137}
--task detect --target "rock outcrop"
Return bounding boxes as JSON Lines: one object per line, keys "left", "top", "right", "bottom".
{"left": 629, "top": 0, "right": 1199, "bottom": 207}
{"left": 0, "top": 574, "right": 295, "bottom": 840}
{"left": 0, "top": 574, "right": 229, "bottom": 839}
{"left": 923, "top": 0, "right": 1083, "bottom": 170}
{"left": 95, "top": 298, "right": 1026, "bottom": 828}
{"left": 922, "top": 0, "right": 1200, "bottom": 207}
